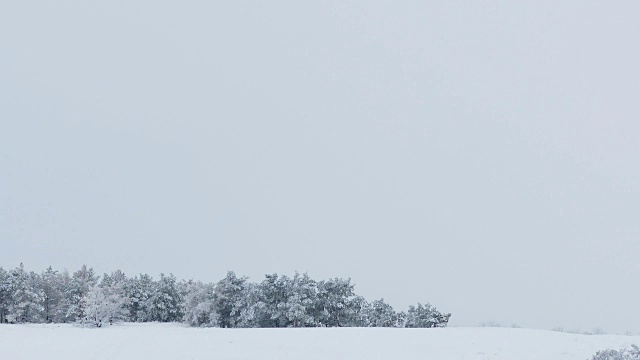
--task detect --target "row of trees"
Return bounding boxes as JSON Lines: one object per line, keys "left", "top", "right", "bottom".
{"left": 0, "top": 264, "right": 450, "bottom": 328}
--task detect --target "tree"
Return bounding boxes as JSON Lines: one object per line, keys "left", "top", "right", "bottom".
{"left": 365, "top": 298, "right": 398, "bottom": 327}
{"left": 347, "top": 295, "right": 370, "bottom": 327}
{"left": 79, "top": 285, "right": 129, "bottom": 327}
{"left": 183, "top": 281, "right": 216, "bottom": 327}
{"left": 100, "top": 270, "right": 128, "bottom": 289}
{"left": 235, "top": 282, "right": 264, "bottom": 328}
{"left": 6, "top": 264, "right": 44, "bottom": 323}
{"left": 146, "top": 273, "right": 183, "bottom": 322}
{"left": 38, "top": 266, "right": 64, "bottom": 323}
{"left": 315, "top": 278, "right": 359, "bottom": 327}
{"left": 214, "top": 271, "right": 248, "bottom": 328}
{"left": 55, "top": 270, "right": 73, "bottom": 323}
{"left": 236, "top": 274, "right": 310, "bottom": 328}
{"left": 255, "top": 273, "right": 289, "bottom": 328}
{"left": 0, "top": 267, "right": 9, "bottom": 323}
{"left": 101, "top": 271, "right": 131, "bottom": 323}
{"left": 125, "top": 274, "right": 155, "bottom": 322}
{"left": 283, "top": 272, "right": 317, "bottom": 327}
{"left": 65, "top": 265, "right": 98, "bottom": 322}
{"left": 404, "top": 302, "right": 451, "bottom": 328}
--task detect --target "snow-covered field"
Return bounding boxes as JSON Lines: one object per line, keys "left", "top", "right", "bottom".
{"left": 1, "top": 323, "right": 637, "bottom": 360}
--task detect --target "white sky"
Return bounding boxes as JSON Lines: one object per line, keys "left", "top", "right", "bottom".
{"left": 1, "top": 1, "right": 639, "bottom": 333}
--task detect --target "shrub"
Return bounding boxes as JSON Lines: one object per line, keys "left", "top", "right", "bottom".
{"left": 590, "top": 345, "right": 640, "bottom": 360}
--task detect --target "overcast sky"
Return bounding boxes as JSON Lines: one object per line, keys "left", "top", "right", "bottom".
{"left": 1, "top": 1, "right": 639, "bottom": 333}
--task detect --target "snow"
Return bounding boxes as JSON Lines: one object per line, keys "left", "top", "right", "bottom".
{"left": 1, "top": 323, "right": 637, "bottom": 359}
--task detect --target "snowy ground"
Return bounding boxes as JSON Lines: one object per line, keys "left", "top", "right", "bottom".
{"left": 1, "top": 323, "right": 637, "bottom": 360}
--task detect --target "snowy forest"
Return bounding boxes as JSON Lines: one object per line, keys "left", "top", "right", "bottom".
{"left": 0, "top": 264, "right": 450, "bottom": 328}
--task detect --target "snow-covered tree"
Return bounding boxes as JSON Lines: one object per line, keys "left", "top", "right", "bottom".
{"left": 364, "top": 298, "right": 398, "bottom": 327}
{"left": 79, "top": 284, "right": 129, "bottom": 327}
{"left": 55, "top": 270, "right": 73, "bottom": 323}
{"left": 214, "top": 271, "right": 248, "bottom": 328}
{"left": 65, "top": 265, "right": 98, "bottom": 322}
{"left": 396, "top": 310, "right": 407, "bottom": 328}
{"left": 125, "top": 274, "right": 155, "bottom": 322}
{"left": 283, "top": 272, "right": 317, "bottom": 327}
{"left": 347, "top": 295, "right": 370, "bottom": 327}
{"left": 38, "top": 266, "right": 65, "bottom": 323}
{"left": 182, "top": 281, "right": 216, "bottom": 327}
{"left": 100, "top": 271, "right": 128, "bottom": 297}
{"left": 146, "top": 273, "right": 183, "bottom": 322}
{"left": 591, "top": 345, "right": 640, "bottom": 360}
{"left": 255, "top": 273, "right": 290, "bottom": 327}
{"left": 100, "top": 270, "right": 127, "bottom": 289}
{"left": 404, "top": 302, "right": 451, "bottom": 328}
{"left": 252, "top": 273, "right": 320, "bottom": 328}
{"left": 0, "top": 267, "right": 9, "bottom": 323}
{"left": 6, "top": 264, "right": 44, "bottom": 323}
{"left": 315, "top": 278, "right": 359, "bottom": 327}
{"left": 91, "top": 270, "right": 131, "bottom": 323}
{"left": 235, "top": 282, "right": 265, "bottom": 328}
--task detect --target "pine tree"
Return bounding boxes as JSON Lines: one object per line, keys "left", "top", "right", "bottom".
{"left": 405, "top": 302, "right": 451, "bottom": 328}
{"left": 7, "top": 264, "right": 44, "bottom": 323}
{"left": 0, "top": 267, "right": 9, "bottom": 323}
{"left": 214, "top": 271, "right": 248, "bottom": 328}
{"left": 283, "top": 272, "right": 317, "bottom": 327}
{"left": 365, "top": 298, "right": 398, "bottom": 327}
{"left": 182, "top": 281, "right": 216, "bottom": 327}
{"left": 235, "top": 282, "right": 264, "bottom": 328}
{"left": 79, "top": 285, "right": 129, "bottom": 327}
{"left": 256, "top": 273, "right": 290, "bottom": 327}
{"left": 125, "top": 274, "right": 155, "bottom": 322}
{"left": 347, "top": 295, "right": 369, "bottom": 327}
{"left": 147, "top": 273, "right": 183, "bottom": 322}
{"left": 315, "top": 278, "right": 359, "bottom": 327}
{"left": 39, "top": 266, "right": 64, "bottom": 323}
{"left": 100, "top": 270, "right": 128, "bottom": 289}
{"left": 65, "top": 265, "right": 98, "bottom": 322}
{"left": 56, "top": 270, "right": 73, "bottom": 323}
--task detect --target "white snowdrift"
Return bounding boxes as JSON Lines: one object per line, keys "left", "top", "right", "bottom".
{"left": 1, "top": 323, "right": 637, "bottom": 360}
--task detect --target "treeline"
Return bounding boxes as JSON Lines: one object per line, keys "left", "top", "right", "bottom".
{"left": 0, "top": 264, "right": 450, "bottom": 328}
